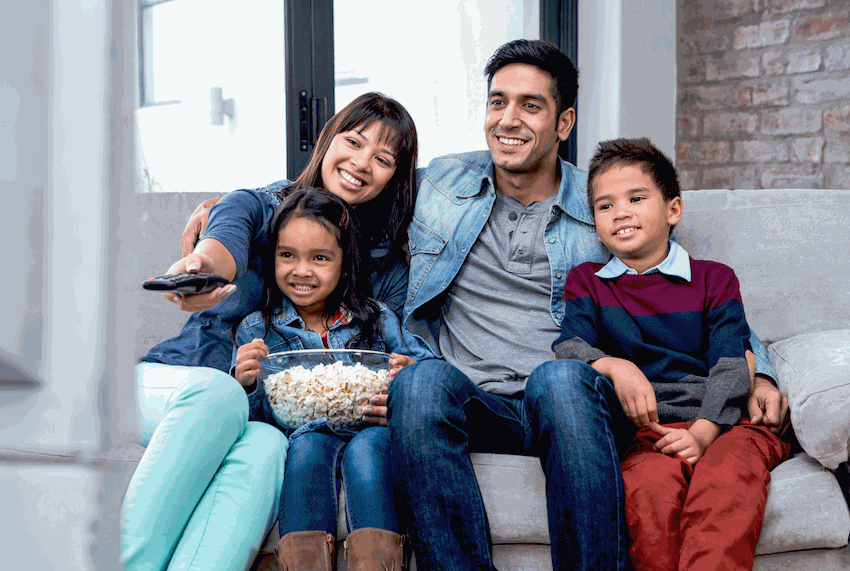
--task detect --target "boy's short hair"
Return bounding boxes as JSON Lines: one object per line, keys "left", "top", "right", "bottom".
{"left": 587, "top": 137, "right": 682, "bottom": 235}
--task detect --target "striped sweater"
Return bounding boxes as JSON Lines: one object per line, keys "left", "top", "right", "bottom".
{"left": 552, "top": 258, "right": 751, "bottom": 425}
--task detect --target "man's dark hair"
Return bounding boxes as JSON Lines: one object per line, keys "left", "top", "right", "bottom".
{"left": 587, "top": 137, "right": 681, "bottom": 234}
{"left": 484, "top": 39, "right": 578, "bottom": 117}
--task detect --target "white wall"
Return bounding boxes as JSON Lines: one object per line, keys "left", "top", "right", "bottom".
{"left": 1, "top": 0, "right": 138, "bottom": 452}
{"left": 577, "top": 0, "right": 676, "bottom": 169}
{"left": 2, "top": 0, "right": 139, "bottom": 566}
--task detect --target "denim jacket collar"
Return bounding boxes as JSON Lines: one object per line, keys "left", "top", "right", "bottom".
{"left": 267, "top": 300, "right": 351, "bottom": 330}
{"left": 459, "top": 155, "right": 595, "bottom": 227}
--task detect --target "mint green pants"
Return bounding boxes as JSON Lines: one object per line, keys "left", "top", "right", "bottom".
{"left": 121, "top": 363, "right": 288, "bottom": 571}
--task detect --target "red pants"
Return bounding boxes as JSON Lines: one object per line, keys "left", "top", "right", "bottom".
{"left": 622, "top": 419, "right": 791, "bottom": 571}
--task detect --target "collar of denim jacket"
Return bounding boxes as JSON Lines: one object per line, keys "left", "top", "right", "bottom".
{"left": 475, "top": 154, "right": 596, "bottom": 227}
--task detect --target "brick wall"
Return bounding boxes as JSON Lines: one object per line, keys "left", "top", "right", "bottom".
{"left": 677, "top": 0, "right": 850, "bottom": 189}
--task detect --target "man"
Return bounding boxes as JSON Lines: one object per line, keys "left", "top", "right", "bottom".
{"left": 180, "top": 39, "right": 789, "bottom": 570}
{"left": 384, "top": 40, "right": 787, "bottom": 571}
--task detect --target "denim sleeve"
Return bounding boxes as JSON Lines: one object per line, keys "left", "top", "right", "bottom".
{"left": 370, "top": 256, "right": 409, "bottom": 319}
{"left": 749, "top": 327, "right": 776, "bottom": 383}
{"left": 378, "top": 303, "right": 435, "bottom": 361}
{"left": 203, "top": 189, "right": 268, "bottom": 278}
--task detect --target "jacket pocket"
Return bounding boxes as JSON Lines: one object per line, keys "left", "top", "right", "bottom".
{"left": 408, "top": 217, "right": 448, "bottom": 256}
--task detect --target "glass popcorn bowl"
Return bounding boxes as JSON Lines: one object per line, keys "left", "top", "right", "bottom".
{"left": 258, "top": 349, "right": 393, "bottom": 431}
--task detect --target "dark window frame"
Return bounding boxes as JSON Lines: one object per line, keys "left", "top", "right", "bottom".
{"left": 284, "top": 0, "right": 578, "bottom": 177}
{"left": 138, "top": 0, "right": 181, "bottom": 107}
{"left": 540, "top": 0, "right": 579, "bottom": 165}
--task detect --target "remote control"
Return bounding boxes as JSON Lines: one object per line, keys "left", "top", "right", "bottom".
{"left": 143, "top": 272, "right": 231, "bottom": 294}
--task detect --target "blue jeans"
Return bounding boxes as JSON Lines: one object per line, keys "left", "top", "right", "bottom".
{"left": 122, "top": 363, "right": 288, "bottom": 571}
{"left": 387, "top": 359, "right": 634, "bottom": 571}
{"left": 279, "top": 425, "right": 398, "bottom": 537}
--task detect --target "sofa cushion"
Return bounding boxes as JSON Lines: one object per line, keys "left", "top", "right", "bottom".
{"left": 769, "top": 329, "right": 850, "bottom": 470}
{"left": 471, "top": 452, "right": 549, "bottom": 545}
{"left": 756, "top": 454, "right": 850, "bottom": 555}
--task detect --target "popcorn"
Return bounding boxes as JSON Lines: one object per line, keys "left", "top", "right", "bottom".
{"left": 263, "top": 360, "right": 390, "bottom": 430}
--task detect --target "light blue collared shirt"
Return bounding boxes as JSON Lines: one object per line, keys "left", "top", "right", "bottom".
{"left": 595, "top": 241, "right": 691, "bottom": 282}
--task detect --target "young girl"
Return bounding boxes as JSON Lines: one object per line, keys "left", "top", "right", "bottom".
{"left": 232, "top": 188, "right": 434, "bottom": 571}
{"left": 123, "top": 93, "right": 419, "bottom": 571}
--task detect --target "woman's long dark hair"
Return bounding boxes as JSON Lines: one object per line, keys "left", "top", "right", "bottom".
{"left": 258, "top": 188, "right": 380, "bottom": 348}
{"left": 281, "top": 92, "right": 418, "bottom": 272}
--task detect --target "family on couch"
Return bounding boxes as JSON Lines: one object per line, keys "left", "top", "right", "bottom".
{"left": 121, "top": 39, "right": 792, "bottom": 571}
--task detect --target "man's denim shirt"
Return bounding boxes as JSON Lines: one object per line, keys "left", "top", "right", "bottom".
{"left": 235, "top": 298, "right": 435, "bottom": 428}
{"left": 403, "top": 151, "right": 776, "bottom": 380}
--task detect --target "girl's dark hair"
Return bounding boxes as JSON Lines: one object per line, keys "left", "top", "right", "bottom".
{"left": 281, "top": 92, "right": 418, "bottom": 273}
{"left": 258, "top": 187, "right": 380, "bottom": 348}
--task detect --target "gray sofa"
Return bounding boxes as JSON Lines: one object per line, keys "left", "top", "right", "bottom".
{"left": 129, "top": 187, "right": 850, "bottom": 570}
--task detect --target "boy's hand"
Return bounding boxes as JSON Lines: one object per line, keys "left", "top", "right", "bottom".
{"left": 651, "top": 423, "right": 704, "bottom": 464}
{"left": 594, "top": 357, "right": 658, "bottom": 427}
{"left": 651, "top": 419, "right": 721, "bottom": 465}
{"left": 234, "top": 338, "right": 269, "bottom": 387}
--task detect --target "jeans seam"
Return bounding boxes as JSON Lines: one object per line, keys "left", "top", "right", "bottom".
{"left": 332, "top": 439, "right": 348, "bottom": 535}
{"left": 595, "top": 374, "right": 627, "bottom": 570}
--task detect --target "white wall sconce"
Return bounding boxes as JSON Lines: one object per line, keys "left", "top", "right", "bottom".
{"left": 210, "top": 87, "right": 235, "bottom": 125}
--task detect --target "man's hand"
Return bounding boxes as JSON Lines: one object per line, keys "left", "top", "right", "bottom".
{"left": 593, "top": 357, "right": 658, "bottom": 427}
{"left": 234, "top": 338, "right": 269, "bottom": 388}
{"left": 160, "top": 252, "right": 236, "bottom": 311}
{"left": 181, "top": 197, "right": 221, "bottom": 257}
{"left": 748, "top": 375, "right": 791, "bottom": 437}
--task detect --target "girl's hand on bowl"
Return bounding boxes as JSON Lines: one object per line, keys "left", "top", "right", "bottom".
{"left": 360, "top": 353, "right": 415, "bottom": 425}
{"left": 361, "top": 393, "right": 388, "bottom": 426}
{"left": 388, "top": 353, "right": 415, "bottom": 378}
{"left": 234, "top": 338, "right": 269, "bottom": 388}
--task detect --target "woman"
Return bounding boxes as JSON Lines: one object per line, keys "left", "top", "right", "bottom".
{"left": 121, "top": 92, "right": 418, "bottom": 571}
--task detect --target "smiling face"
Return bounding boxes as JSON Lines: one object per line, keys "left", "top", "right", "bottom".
{"left": 320, "top": 121, "right": 398, "bottom": 207}
{"left": 592, "top": 164, "right": 683, "bottom": 273}
{"left": 274, "top": 215, "right": 343, "bottom": 321}
{"left": 484, "top": 63, "right": 575, "bottom": 178}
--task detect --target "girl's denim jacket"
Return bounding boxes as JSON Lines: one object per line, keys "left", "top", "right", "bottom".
{"left": 233, "top": 297, "right": 435, "bottom": 436}
{"left": 402, "top": 151, "right": 776, "bottom": 378}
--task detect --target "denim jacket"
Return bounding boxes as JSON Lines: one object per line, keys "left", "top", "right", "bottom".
{"left": 234, "top": 297, "right": 435, "bottom": 429}
{"left": 403, "top": 151, "right": 776, "bottom": 379}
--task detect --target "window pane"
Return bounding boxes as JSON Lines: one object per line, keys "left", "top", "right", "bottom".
{"left": 334, "top": 0, "right": 539, "bottom": 167}
{"left": 137, "top": 0, "right": 288, "bottom": 192}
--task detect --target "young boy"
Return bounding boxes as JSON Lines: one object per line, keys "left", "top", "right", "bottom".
{"left": 552, "top": 137, "right": 790, "bottom": 571}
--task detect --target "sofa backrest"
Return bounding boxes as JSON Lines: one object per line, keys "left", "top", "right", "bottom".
{"left": 676, "top": 188, "right": 850, "bottom": 344}
{"left": 133, "top": 187, "right": 850, "bottom": 358}
{"left": 134, "top": 192, "right": 228, "bottom": 358}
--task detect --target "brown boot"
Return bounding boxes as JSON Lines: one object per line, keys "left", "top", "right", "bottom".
{"left": 343, "top": 528, "right": 406, "bottom": 571}
{"left": 275, "top": 530, "right": 335, "bottom": 571}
